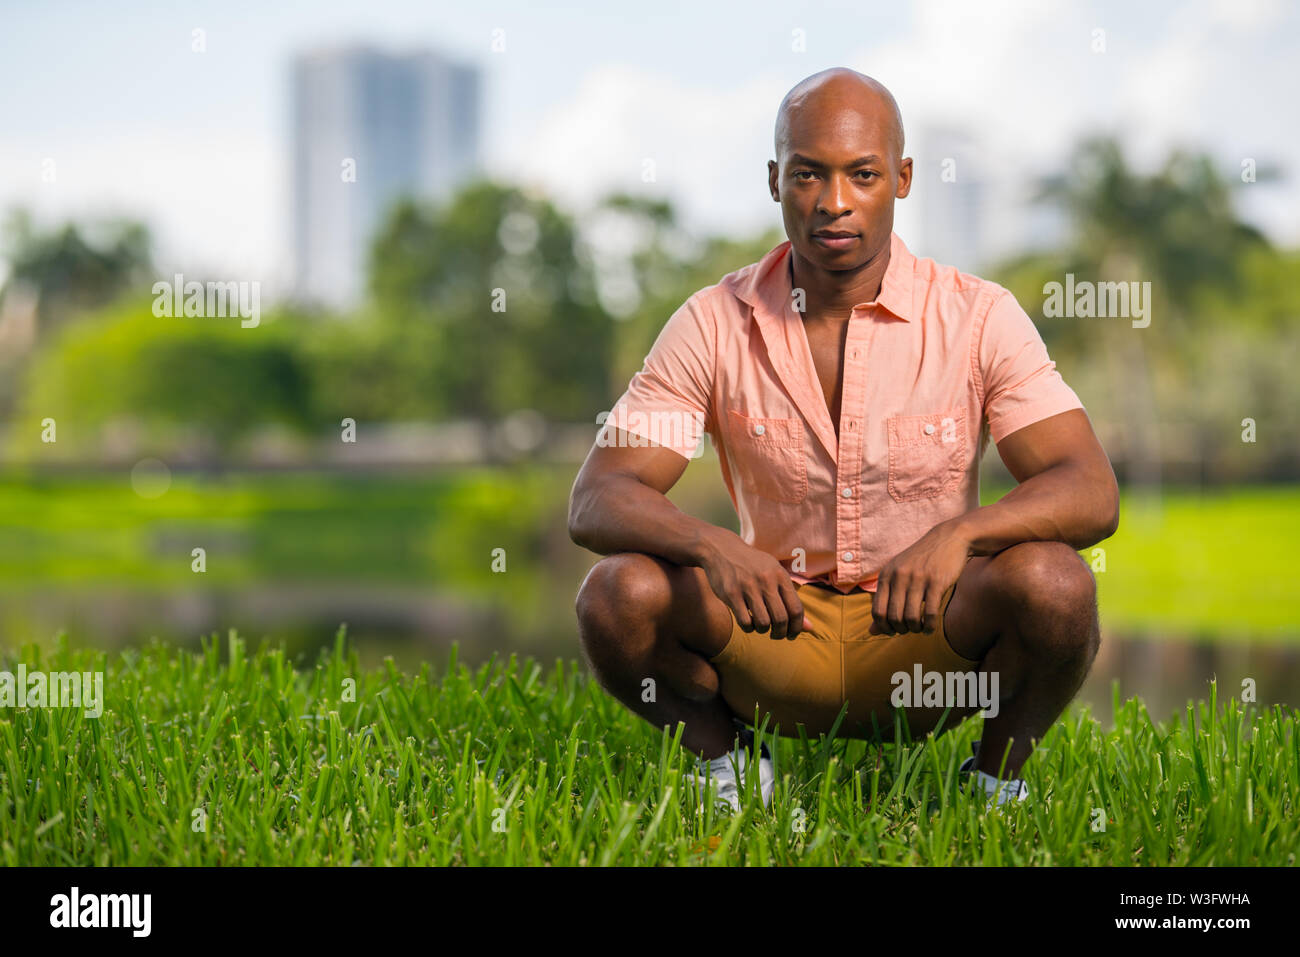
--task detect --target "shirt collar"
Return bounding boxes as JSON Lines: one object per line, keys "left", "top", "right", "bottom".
{"left": 723, "top": 230, "right": 915, "bottom": 324}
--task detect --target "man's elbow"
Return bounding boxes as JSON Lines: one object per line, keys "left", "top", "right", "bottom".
{"left": 1067, "top": 472, "right": 1119, "bottom": 550}
{"left": 567, "top": 482, "right": 600, "bottom": 551}
{"left": 1093, "top": 473, "right": 1121, "bottom": 542}
{"left": 1101, "top": 498, "right": 1120, "bottom": 540}
{"left": 567, "top": 497, "right": 589, "bottom": 549}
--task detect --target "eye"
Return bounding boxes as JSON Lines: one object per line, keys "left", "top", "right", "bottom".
{"left": 858, "top": 170, "right": 879, "bottom": 180}
{"left": 793, "top": 170, "right": 815, "bottom": 181}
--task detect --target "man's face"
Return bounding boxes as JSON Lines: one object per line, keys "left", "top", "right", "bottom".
{"left": 768, "top": 98, "right": 912, "bottom": 271}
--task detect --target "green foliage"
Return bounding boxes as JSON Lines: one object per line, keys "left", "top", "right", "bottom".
{"left": 1034, "top": 136, "right": 1267, "bottom": 315}
{"left": 993, "top": 136, "right": 1299, "bottom": 482}
{"left": 296, "top": 308, "right": 444, "bottom": 421}
{"left": 5, "top": 148, "right": 1296, "bottom": 480}
{"left": 609, "top": 225, "right": 787, "bottom": 387}
{"left": 1, "top": 208, "right": 153, "bottom": 339}
{"left": 8, "top": 300, "right": 312, "bottom": 459}
{"left": 0, "top": 634, "right": 1295, "bottom": 865}
{"left": 368, "top": 180, "right": 613, "bottom": 421}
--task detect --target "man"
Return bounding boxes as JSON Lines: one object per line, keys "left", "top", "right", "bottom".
{"left": 568, "top": 68, "right": 1119, "bottom": 813}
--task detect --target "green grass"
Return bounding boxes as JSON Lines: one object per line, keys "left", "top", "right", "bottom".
{"left": 2, "top": 633, "right": 1296, "bottom": 865}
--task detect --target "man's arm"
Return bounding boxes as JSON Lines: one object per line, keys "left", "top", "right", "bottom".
{"left": 568, "top": 429, "right": 805, "bottom": 639}
{"left": 870, "top": 409, "right": 1119, "bottom": 635}
{"left": 955, "top": 408, "right": 1119, "bottom": 555}
{"left": 568, "top": 431, "right": 700, "bottom": 564}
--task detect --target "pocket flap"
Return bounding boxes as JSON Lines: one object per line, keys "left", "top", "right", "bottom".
{"left": 727, "top": 409, "right": 803, "bottom": 448}
{"left": 887, "top": 409, "right": 966, "bottom": 449}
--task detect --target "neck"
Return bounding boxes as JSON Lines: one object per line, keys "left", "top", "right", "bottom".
{"left": 790, "top": 238, "right": 891, "bottom": 322}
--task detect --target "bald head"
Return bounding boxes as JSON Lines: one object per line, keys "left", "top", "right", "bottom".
{"left": 774, "top": 68, "right": 904, "bottom": 163}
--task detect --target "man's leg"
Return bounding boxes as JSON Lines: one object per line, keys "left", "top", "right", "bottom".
{"left": 940, "top": 540, "right": 1101, "bottom": 779}
{"left": 574, "top": 552, "right": 740, "bottom": 759}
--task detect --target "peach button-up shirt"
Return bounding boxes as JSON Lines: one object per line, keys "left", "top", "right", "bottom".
{"left": 603, "top": 231, "right": 1084, "bottom": 593}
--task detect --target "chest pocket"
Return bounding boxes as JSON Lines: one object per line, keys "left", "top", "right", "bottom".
{"left": 725, "top": 409, "right": 808, "bottom": 504}
{"left": 886, "top": 407, "right": 968, "bottom": 503}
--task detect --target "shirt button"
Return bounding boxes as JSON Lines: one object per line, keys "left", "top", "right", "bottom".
{"left": 754, "top": 424, "right": 765, "bottom": 436}
{"left": 842, "top": 551, "right": 854, "bottom": 561}
{"left": 924, "top": 423, "right": 936, "bottom": 435}
{"left": 841, "top": 487, "right": 853, "bottom": 498}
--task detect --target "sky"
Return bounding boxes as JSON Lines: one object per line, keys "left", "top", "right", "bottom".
{"left": 0, "top": 0, "right": 1296, "bottom": 297}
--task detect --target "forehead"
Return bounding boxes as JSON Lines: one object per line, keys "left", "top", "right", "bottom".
{"left": 780, "top": 103, "right": 895, "bottom": 159}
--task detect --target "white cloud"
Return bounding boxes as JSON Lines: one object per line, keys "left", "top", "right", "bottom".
{"left": 512, "top": 64, "right": 785, "bottom": 239}
{"left": 0, "top": 129, "right": 288, "bottom": 294}
{"left": 518, "top": 0, "right": 1299, "bottom": 262}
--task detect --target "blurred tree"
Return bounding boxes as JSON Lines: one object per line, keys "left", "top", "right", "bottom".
{"left": 582, "top": 192, "right": 783, "bottom": 393}
{"left": 1, "top": 209, "right": 153, "bottom": 339}
{"left": 298, "top": 303, "right": 444, "bottom": 422}
{"left": 368, "top": 180, "right": 612, "bottom": 428}
{"left": 9, "top": 301, "right": 311, "bottom": 465}
{"left": 995, "top": 136, "right": 1278, "bottom": 489}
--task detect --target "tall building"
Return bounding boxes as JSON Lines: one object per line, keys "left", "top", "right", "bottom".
{"left": 291, "top": 46, "right": 481, "bottom": 308}
{"left": 914, "top": 124, "right": 986, "bottom": 273}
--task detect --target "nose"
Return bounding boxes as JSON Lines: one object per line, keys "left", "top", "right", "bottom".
{"left": 816, "top": 172, "right": 852, "bottom": 217}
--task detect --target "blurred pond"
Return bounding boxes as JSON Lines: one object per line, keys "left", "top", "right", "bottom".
{"left": 0, "top": 468, "right": 1296, "bottom": 728}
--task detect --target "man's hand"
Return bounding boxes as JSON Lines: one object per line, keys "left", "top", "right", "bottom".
{"left": 869, "top": 521, "right": 972, "bottom": 635}
{"left": 568, "top": 430, "right": 804, "bottom": 641}
{"left": 867, "top": 410, "right": 1118, "bottom": 638}
{"left": 697, "top": 526, "right": 805, "bottom": 640}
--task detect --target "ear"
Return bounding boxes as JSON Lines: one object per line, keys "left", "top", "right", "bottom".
{"left": 768, "top": 159, "right": 780, "bottom": 201}
{"left": 895, "top": 156, "right": 913, "bottom": 199}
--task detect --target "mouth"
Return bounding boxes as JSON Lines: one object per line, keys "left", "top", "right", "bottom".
{"left": 812, "top": 231, "right": 859, "bottom": 249}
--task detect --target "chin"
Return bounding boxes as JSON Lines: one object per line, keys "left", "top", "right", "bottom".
{"left": 806, "top": 244, "right": 867, "bottom": 269}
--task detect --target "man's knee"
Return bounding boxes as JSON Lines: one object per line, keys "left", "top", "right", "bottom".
{"left": 988, "top": 541, "right": 1099, "bottom": 656}
{"left": 575, "top": 554, "right": 723, "bottom": 702}
{"left": 575, "top": 553, "right": 671, "bottom": 651}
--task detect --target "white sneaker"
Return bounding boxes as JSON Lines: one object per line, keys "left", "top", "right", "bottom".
{"left": 690, "top": 732, "right": 775, "bottom": 813}
{"left": 959, "top": 740, "right": 1029, "bottom": 808}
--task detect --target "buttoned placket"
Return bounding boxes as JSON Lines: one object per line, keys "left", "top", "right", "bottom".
{"left": 751, "top": 245, "right": 908, "bottom": 590}
{"left": 833, "top": 308, "right": 875, "bottom": 584}
{"left": 776, "top": 300, "right": 881, "bottom": 587}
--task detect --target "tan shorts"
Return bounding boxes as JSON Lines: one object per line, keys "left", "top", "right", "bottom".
{"left": 708, "top": 579, "right": 982, "bottom": 740}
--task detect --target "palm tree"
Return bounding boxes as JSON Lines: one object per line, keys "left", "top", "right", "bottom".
{"left": 1034, "top": 136, "right": 1268, "bottom": 501}
{"left": 1, "top": 208, "right": 153, "bottom": 341}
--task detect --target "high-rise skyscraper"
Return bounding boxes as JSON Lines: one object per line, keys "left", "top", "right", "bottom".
{"left": 291, "top": 46, "right": 481, "bottom": 308}
{"left": 915, "top": 124, "right": 986, "bottom": 273}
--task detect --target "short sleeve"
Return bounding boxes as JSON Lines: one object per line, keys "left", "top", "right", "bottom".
{"left": 601, "top": 294, "right": 715, "bottom": 460}
{"left": 978, "top": 288, "right": 1084, "bottom": 444}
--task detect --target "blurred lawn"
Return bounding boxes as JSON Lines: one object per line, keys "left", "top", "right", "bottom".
{"left": 0, "top": 470, "right": 1294, "bottom": 642}
{"left": 1095, "top": 487, "right": 1296, "bottom": 639}
{"left": 980, "top": 483, "right": 1298, "bottom": 639}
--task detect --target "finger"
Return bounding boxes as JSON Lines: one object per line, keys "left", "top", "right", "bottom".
{"left": 886, "top": 577, "right": 909, "bottom": 634}
{"left": 745, "top": 587, "right": 771, "bottom": 634}
{"left": 729, "top": 588, "right": 754, "bottom": 632}
{"left": 777, "top": 577, "right": 805, "bottom": 638}
{"left": 872, "top": 579, "right": 892, "bottom": 635}
{"left": 903, "top": 580, "right": 926, "bottom": 634}
{"left": 921, "top": 582, "right": 945, "bottom": 634}
{"left": 763, "top": 586, "right": 789, "bottom": 640}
